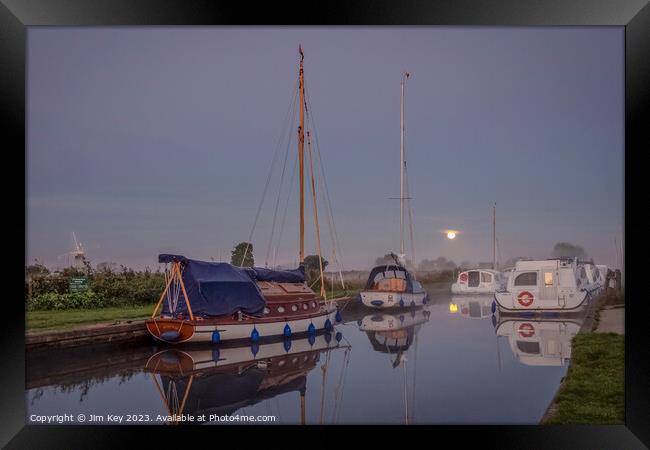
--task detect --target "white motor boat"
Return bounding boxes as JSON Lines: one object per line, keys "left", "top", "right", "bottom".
{"left": 451, "top": 269, "right": 507, "bottom": 294}
{"left": 494, "top": 258, "right": 598, "bottom": 313}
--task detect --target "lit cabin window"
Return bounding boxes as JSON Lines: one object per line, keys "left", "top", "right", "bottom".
{"left": 544, "top": 272, "right": 554, "bottom": 287}
{"left": 481, "top": 272, "right": 492, "bottom": 283}
{"left": 291, "top": 305, "right": 298, "bottom": 312}
{"left": 302, "top": 303, "right": 308, "bottom": 310}
{"left": 263, "top": 307, "right": 270, "bottom": 315}
{"left": 514, "top": 272, "right": 537, "bottom": 286}
{"left": 277, "top": 306, "right": 285, "bottom": 313}
{"left": 311, "top": 301, "right": 316, "bottom": 308}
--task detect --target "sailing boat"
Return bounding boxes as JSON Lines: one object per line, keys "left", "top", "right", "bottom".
{"left": 146, "top": 46, "right": 338, "bottom": 344}
{"left": 359, "top": 72, "right": 428, "bottom": 309}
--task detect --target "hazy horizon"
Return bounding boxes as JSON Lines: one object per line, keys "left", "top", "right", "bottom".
{"left": 27, "top": 27, "right": 624, "bottom": 271}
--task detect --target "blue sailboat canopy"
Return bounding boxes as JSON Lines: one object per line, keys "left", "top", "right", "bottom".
{"left": 364, "top": 264, "right": 415, "bottom": 293}
{"left": 158, "top": 254, "right": 305, "bottom": 317}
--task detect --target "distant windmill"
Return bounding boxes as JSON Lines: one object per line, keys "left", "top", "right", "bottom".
{"left": 58, "top": 232, "right": 86, "bottom": 268}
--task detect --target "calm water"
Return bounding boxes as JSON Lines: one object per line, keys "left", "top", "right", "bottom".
{"left": 26, "top": 284, "right": 584, "bottom": 425}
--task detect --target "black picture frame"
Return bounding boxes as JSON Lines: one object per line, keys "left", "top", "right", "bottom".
{"left": 2, "top": 0, "right": 648, "bottom": 448}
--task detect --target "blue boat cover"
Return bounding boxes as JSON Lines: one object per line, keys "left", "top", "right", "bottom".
{"left": 158, "top": 254, "right": 305, "bottom": 317}
{"left": 364, "top": 264, "right": 415, "bottom": 293}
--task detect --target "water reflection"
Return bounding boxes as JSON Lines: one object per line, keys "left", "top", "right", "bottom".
{"left": 26, "top": 285, "right": 591, "bottom": 424}
{"left": 146, "top": 334, "right": 348, "bottom": 424}
{"left": 358, "top": 308, "right": 430, "bottom": 368}
{"left": 355, "top": 308, "right": 430, "bottom": 423}
{"left": 494, "top": 316, "right": 584, "bottom": 367}
{"left": 449, "top": 295, "right": 494, "bottom": 319}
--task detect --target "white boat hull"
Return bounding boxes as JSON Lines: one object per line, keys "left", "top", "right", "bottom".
{"left": 494, "top": 289, "right": 590, "bottom": 312}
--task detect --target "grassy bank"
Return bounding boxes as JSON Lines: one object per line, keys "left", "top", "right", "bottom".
{"left": 26, "top": 304, "right": 155, "bottom": 333}
{"left": 542, "top": 332, "right": 624, "bottom": 424}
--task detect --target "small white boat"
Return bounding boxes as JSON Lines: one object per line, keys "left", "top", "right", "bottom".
{"left": 495, "top": 317, "right": 583, "bottom": 367}
{"left": 360, "top": 262, "right": 428, "bottom": 309}
{"left": 451, "top": 269, "right": 507, "bottom": 294}
{"left": 494, "top": 258, "right": 598, "bottom": 313}
{"left": 449, "top": 295, "right": 494, "bottom": 319}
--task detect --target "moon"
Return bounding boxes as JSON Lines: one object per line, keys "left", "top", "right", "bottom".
{"left": 447, "top": 231, "right": 456, "bottom": 240}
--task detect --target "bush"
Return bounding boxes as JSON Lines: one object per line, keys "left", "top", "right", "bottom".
{"left": 25, "top": 265, "right": 166, "bottom": 311}
{"left": 27, "top": 290, "right": 106, "bottom": 311}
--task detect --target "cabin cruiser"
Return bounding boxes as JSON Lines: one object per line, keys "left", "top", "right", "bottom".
{"left": 451, "top": 269, "right": 507, "bottom": 294}
{"left": 449, "top": 295, "right": 494, "bottom": 319}
{"left": 494, "top": 316, "right": 583, "bottom": 367}
{"left": 359, "top": 261, "right": 428, "bottom": 309}
{"left": 494, "top": 258, "right": 598, "bottom": 313}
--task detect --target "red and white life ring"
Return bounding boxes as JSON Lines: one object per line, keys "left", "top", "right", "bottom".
{"left": 459, "top": 272, "right": 468, "bottom": 283}
{"left": 518, "top": 322, "right": 535, "bottom": 338}
{"left": 517, "top": 290, "right": 534, "bottom": 307}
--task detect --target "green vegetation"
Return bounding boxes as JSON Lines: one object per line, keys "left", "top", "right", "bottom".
{"left": 552, "top": 241, "right": 588, "bottom": 259}
{"left": 26, "top": 265, "right": 165, "bottom": 311}
{"left": 543, "top": 332, "right": 624, "bottom": 424}
{"left": 231, "top": 242, "right": 254, "bottom": 267}
{"left": 27, "top": 304, "right": 155, "bottom": 332}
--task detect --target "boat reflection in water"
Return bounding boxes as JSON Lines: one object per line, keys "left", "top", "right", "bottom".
{"left": 146, "top": 332, "right": 349, "bottom": 424}
{"left": 448, "top": 295, "right": 495, "bottom": 320}
{"left": 357, "top": 308, "right": 430, "bottom": 423}
{"left": 494, "top": 315, "right": 584, "bottom": 367}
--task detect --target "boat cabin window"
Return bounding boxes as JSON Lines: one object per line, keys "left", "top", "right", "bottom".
{"left": 372, "top": 270, "right": 406, "bottom": 284}
{"left": 480, "top": 272, "right": 492, "bottom": 283}
{"left": 579, "top": 266, "right": 587, "bottom": 279}
{"left": 514, "top": 272, "right": 537, "bottom": 287}
{"left": 468, "top": 271, "right": 480, "bottom": 287}
{"left": 544, "top": 271, "right": 554, "bottom": 287}
{"left": 516, "top": 341, "right": 540, "bottom": 354}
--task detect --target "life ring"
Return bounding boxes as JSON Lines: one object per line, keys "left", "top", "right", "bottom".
{"left": 518, "top": 323, "right": 535, "bottom": 338}
{"left": 517, "top": 290, "right": 534, "bottom": 307}
{"left": 459, "top": 272, "right": 468, "bottom": 282}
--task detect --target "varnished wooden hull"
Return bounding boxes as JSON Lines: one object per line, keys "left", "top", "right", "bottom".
{"left": 146, "top": 302, "right": 337, "bottom": 344}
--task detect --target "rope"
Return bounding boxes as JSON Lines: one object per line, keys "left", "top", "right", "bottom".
{"left": 240, "top": 76, "right": 299, "bottom": 266}
{"left": 273, "top": 150, "right": 298, "bottom": 268}
{"left": 305, "top": 115, "right": 326, "bottom": 299}
{"left": 265, "top": 83, "right": 299, "bottom": 267}
{"left": 305, "top": 86, "right": 346, "bottom": 289}
{"left": 404, "top": 167, "right": 417, "bottom": 277}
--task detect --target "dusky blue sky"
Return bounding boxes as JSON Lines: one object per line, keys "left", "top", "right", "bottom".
{"left": 27, "top": 27, "right": 624, "bottom": 270}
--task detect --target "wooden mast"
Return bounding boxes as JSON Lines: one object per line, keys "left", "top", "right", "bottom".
{"left": 298, "top": 45, "right": 306, "bottom": 264}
